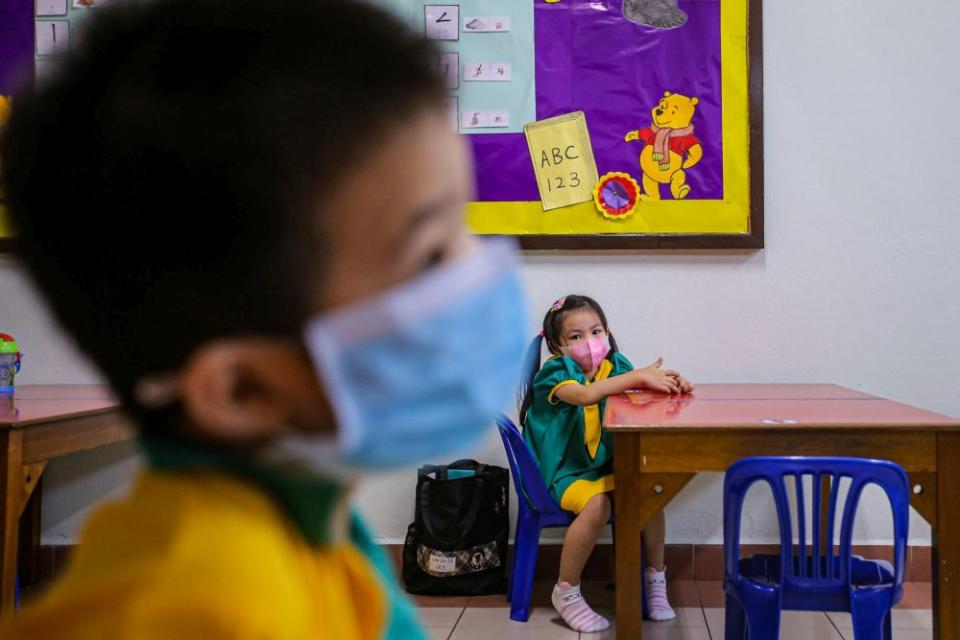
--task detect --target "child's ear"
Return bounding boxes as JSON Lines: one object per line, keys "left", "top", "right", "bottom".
{"left": 176, "top": 338, "right": 334, "bottom": 442}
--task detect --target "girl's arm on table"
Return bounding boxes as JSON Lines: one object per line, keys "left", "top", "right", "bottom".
{"left": 555, "top": 359, "right": 693, "bottom": 407}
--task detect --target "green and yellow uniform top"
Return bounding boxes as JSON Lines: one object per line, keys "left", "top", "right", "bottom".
{"left": 1, "top": 432, "right": 426, "bottom": 640}
{"left": 523, "top": 352, "right": 634, "bottom": 513}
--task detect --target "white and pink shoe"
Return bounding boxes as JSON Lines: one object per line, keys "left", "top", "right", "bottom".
{"left": 645, "top": 566, "right": 676, "bottom": 621}
{"left": 552, "top": 582, "right": 610, "bottom": 633}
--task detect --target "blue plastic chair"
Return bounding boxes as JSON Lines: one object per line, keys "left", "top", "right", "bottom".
{"left": 723, "top": 457, "right": 909, "bottom": 640}
{"left": 496, "top": 415, "right": 644, "bottom": 622}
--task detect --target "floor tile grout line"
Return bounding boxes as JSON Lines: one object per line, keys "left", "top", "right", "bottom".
{"left": 697, "top": 603, "right": 714, "bottom": 640}
{"left": 824, "top": 610, "right": 850, "bottom": 640}
{"left": 444, "top": 602, "right": 468, "bottom": 640}
{"left": 703, "top": 604, "right": 716, "bottom": 640}
{"left": 693, "top": 579, "right": 711, "bottom": 640}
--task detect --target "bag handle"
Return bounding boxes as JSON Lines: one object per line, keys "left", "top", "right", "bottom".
{"left": 450, "top": 459, "right": 488, "bottom": 480}
{"left": 419, "top": 464, "right": 448, "bottom": 481}
{"left": 419, "top": 459, "right": 485, "bottom": 481}
{"left": 419, "top": 476, "right": 486, "bottom": 547}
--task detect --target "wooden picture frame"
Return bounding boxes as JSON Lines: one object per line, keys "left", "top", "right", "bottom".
{"left": 464, "top": 0, "right": 764, "bottom": 250}
{"left": 0, "top": 0, "right": 764, "bottom": 254}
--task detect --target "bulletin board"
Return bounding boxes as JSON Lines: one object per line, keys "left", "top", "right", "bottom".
{"left": 0, "top": 0, "right": 33, "bottom": 252}
{"left": 0, "top": 0, "right": 113, "bottom": 252}
{"left": 377, "top": 0, "right": 764, "bottom": 249}
{"left": 0, "top": 0, "right": 763, "bottom": 252}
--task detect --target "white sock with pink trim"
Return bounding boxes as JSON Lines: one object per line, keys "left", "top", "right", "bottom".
{"left": 551, "top": 582, "right": 610, "bottom": 633}
{"left": 645, "top": 566, "right": 676, "bottom": 621}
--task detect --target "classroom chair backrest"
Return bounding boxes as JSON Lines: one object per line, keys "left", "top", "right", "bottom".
{"left": 724, "top": 457, "right": 909, "bottom": 591}
{"left": 495, "top": 415, "right": 557, "bottom": 513}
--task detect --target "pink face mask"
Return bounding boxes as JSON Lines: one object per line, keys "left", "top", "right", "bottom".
{"left": 562, "top": 335, "right": 610, "bottom": 373}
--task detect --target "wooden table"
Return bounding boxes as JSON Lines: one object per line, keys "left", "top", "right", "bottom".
{"left": 0, "top": 385, "right": 132, "bottom": 615}
{"left": 604, "top": 384, "right": 960, "bottom": 639}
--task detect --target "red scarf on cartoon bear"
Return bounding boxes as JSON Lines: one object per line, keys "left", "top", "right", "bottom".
{"left": 651, "top": 124, "right": 694, "bottom": 169}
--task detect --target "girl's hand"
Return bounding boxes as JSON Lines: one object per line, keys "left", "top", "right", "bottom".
{"left": 632, "top": 366, "right": 680, "bottom": 394}
{"left": 636, "top": 358, "right": 695, "bottom": 394}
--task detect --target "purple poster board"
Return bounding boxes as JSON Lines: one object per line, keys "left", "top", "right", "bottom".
{"left": 0, "top": 0, "right": 34, "bottom": 252}
{"left": 467, "top": 0, "right": 763, "bottom": 250}
{"left": 472, "top": 0, "right": 723, "bottom": 203}
{"left": 0, "top": 0, "right": 34, "bottom": 96}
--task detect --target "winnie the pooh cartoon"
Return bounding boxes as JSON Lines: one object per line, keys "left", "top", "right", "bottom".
{"left": 624, "top": 91, "right": 703, "bottom": 200}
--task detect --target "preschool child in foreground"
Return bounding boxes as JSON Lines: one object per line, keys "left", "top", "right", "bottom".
{"left": 0, "top": 0, "right": 528, "bottom": 638}
{"left": 520, "top": 295, "right": 694, "bottom": 632}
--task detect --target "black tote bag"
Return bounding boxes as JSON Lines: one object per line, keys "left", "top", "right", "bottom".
{"left": 402, "top": 459, "right": 509, "bottom": 595}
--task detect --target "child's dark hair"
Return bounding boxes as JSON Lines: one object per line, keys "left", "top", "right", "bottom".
{"left": 518, "top": 295, "right": 619, "bottom": 426}
{"left": 0, "top": 0, "right": 446, "bottom": 418}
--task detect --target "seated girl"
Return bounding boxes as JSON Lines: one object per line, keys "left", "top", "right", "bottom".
{"left": 519, "top": 295, "right": 694, "bottom": 632}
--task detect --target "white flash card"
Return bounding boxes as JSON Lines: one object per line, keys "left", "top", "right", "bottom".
{"left": 36, "top": 0, "right": 67, "bottom": 16}
{"left": 463, "top": 62, "right": 512, "bottom": 82}
{"left": 35, "top": 21, "right": 69, "bottom": 56}
{"left": 488, "top": 112, "right": 509, "bottom": 127}
{"left": 34, "top": 59, "right": 58, "bottom": 85}
{"left": 424, "top": 5, "right": 459, "bottom": 40}
{"left": 438, "top": 52, "right": 459, "bottom": 89}
{"left": 461, "top": 111, "right": 509, "bottom": 129}
{"left": 462, "top": 17, "right": 510, "bottom": 33}
{"left": 445, "top": 97, "right": 459, "bottom": 132}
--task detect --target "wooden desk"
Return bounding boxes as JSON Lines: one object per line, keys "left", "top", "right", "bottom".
{"left": 0, "top": 385, "right": 133, "bottom": 615}
{"left": 604, "top": 384, "right": 960, "bottom": 639}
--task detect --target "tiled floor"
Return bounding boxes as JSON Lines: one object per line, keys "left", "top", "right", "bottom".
{"left": 417, "top": 581, "right": 933, "bottom": 640}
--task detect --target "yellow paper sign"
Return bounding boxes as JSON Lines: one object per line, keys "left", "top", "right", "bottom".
{"left": 524, "top": 111, "right": 599, "bottom": 211}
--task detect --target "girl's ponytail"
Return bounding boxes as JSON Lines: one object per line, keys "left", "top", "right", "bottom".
{"left": 517, "top": 333, "right": 543, "bottom": 427}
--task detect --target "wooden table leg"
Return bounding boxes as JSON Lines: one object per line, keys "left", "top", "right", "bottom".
{"left": 18, "top": 470, "right": 44, "bottom": 588}
{"left": 934, "top": 433, "right": 960, "bottom": 639}
{"left": 0, "top": 429, "right": 23, "bottom": 616}
{"left": 614, "top": 433, "right": 644, "bottom": 639}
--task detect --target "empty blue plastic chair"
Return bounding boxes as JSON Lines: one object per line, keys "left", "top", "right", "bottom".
{"left": 723, "top": 457, "right": 909, "bottom": 640}
{"left": 496, "top": 415, "right": 642, "bottom": 622}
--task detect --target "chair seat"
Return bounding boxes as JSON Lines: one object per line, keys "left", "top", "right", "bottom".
{"left": 732, "top": 554, "right": 899, "bottom": 611}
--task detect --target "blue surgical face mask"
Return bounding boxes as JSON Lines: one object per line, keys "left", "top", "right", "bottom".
{"left": 263, "top": 238, "right": 527, "bottom": 476}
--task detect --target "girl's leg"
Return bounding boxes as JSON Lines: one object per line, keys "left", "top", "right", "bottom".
{"left": 641, "top": 509, "right": 666, "bottom": 571}
{"left": 642, "top": 509, "right": 676, "bottom": 621}
{"left": 553, "top": 493, "right": 611, "bottom": 633}
{"left": 559, "top": 493, "right": 611, "bottom": 584}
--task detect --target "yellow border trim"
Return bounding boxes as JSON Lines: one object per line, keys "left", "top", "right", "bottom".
{"left": 548, "top": 379, "right": 579, "bottom": 405}
{"left": 468, "top": 0, "right": 749, "bottom": 236}
{"left": 0, "top": 206, "right": 11, "bottom": 238}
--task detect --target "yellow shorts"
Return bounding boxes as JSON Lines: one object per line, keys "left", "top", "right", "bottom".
{"left": 559, "top": 475, "right": 615, "bottom": 514}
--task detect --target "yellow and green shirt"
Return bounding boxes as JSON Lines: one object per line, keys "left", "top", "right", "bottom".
{"left": 523, "top": 353, "right": 634, "bottom": 509}
{"left": 1, "top": 434, "right": 426, "bottom": 640}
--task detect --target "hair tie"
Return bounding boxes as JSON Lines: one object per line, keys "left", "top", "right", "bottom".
{"left": 538, "top": 330, "right": 545, "bottom": 337}
{"left": 548, "top": 297, "right": 566, "bottom": 313}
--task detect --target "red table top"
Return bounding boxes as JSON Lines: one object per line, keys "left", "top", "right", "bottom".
{"left": 604, "top": 384, "right": 960, "bottom": 431}
{"left": 0, "top": 385, "right": 121, "bottom": 427}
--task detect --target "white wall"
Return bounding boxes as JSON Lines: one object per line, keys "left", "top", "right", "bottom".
{"left": 2, "top": 0, "right": 959, "bottom": 547}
